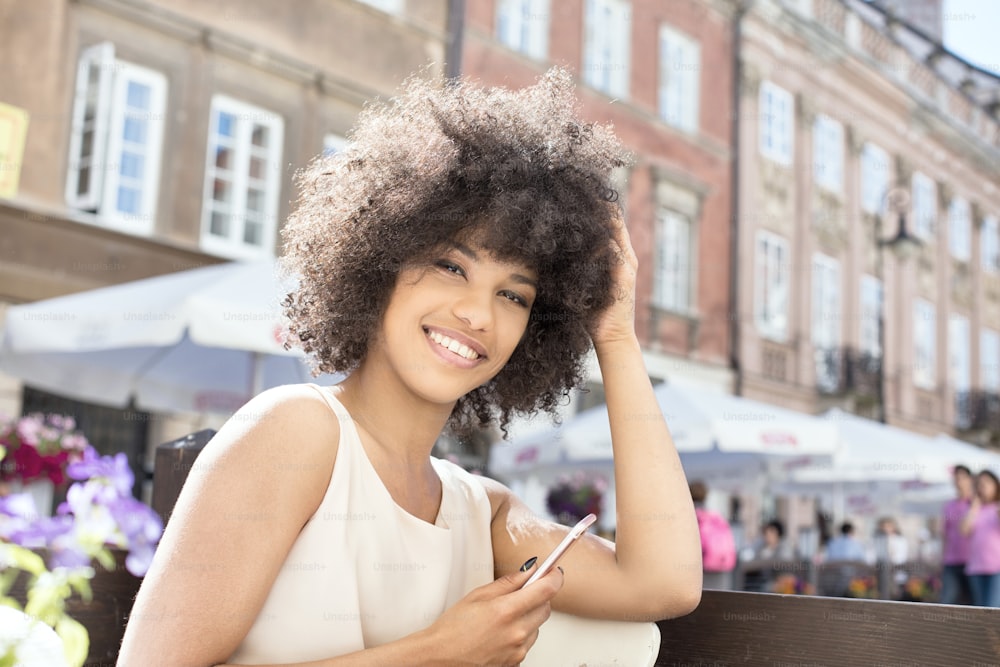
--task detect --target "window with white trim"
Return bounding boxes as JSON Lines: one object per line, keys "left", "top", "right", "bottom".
{"left": 981, "top": 215, "right": 999, "bottom": 273}
{"left": 658, "top": 24, "right": 700, "bottom": 133}
{"left": 950, "top": 314, "right": 971, "bottom": 427}
{"left": 811, "top": 254, "right": 841, "bottom": 391}
{"left": 200, "top": 95, "right": 284, "bottom": 259}
{"left": 653, "top": 209, "right": 692, "bottom": 313}
{"left": 323, "top": 133, "right": 348, "bottom": 158}
{"left": 356, "top": 0, "right": 402, "bottom": 14}
{"left": 582, "top": 0, "right": 631, "bottom": 98}
{"left": 860, "top": 142, "right": 889, "bottom": 215}
{"left": 755, "top": 231, "right": 790, "bottom": 341}
{"left": 912, "top": 171, "right": 936, "bottom": 240}
{"left": 758, "top": 81, "right": 793, "bottom": 165}
{"left": 913, "top": 299, "right": 936, "bottom": 389}
{"left": 65, "top": 42, "right": 167, "bottom": 235}
{"left": 981, "top": 328, "right": 1000, "bottom": 392}
{"left": 948, "top": 196, "right": 971, "bottom": 262}
{"left": 859, "top": 275, "right": 883, "bottom": 358}
{"left": 496, "top": 0, "right": 549, "bottom": 60}
{"left": 813, "top": 114, "right": 843, "bottom": 193}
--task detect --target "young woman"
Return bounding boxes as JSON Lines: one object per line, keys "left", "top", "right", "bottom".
{"left": 940, "top": 464, "right": 974, "bottom": 605}
{"left": 962, "top": 470, "right": 1000, "bottom": 607}
{"left": 118, "top": 69, "right": 702, "bottom": 666}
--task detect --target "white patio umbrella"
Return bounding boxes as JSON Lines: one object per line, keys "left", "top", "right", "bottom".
{"left": 0, "top": 259, "right": 340, "bottom": 414}
{"left": 771, "top": 411, "right": 1000, "bottom": 522}
{"left": 489, "top": 380, "right": 838, "bottom": 487}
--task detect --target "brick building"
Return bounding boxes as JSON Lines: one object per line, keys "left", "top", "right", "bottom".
{"left": 733, "top": 0, "right": 1000, "bottom": 445}
{"left": 0, "top": 0, "right": 450, "bottom": 465}
{"left": 461, "top": 0, "right": 738, "bottom": 397}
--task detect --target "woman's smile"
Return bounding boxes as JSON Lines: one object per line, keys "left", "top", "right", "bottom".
{"left": 424, "top": 325, "right": 488, "bottom": 367}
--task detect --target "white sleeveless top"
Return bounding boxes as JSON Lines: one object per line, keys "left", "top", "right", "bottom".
{"left": 227, "top": 385, "right": 494, "bottom": 664}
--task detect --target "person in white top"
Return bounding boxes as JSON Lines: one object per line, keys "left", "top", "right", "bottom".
{"left": 824, "top": 522, "right": 867, "bottom": 562}
{"left": 119, "top": 68, "right": 702, "bottom": 666}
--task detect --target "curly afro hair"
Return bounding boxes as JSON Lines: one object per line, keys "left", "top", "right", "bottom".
{"left": 281, "top": 68, "right": 631, "bottom": 437}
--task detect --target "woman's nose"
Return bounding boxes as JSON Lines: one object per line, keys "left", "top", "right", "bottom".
{"left": 452, "top": 289, "right": 494, "bottom": 330}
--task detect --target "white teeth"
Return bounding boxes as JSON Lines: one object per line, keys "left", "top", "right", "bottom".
{"left": 428, "top": 331, "right": 480, "bottom": 360}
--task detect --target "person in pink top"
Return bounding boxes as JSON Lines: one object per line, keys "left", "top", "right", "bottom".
{"left": 961, "top": 470, "right": 1000, "bottom": 607}
{"left": 940, "top": 465, "right": 974, "bottom": 604}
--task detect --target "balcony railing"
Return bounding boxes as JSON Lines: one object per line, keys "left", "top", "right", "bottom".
{"left": 815, "top": 347, "right": 882, "bottom": 397}
{"left": 960, "top": 391, "right": 1000, "bottom": 432}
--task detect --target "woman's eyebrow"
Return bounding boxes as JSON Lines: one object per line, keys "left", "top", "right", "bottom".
{"left": 453, "top": 242, "right": 537, "bottom": 290}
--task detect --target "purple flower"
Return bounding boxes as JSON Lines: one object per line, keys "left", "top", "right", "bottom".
{"left": 67, "top": 449, "right": 133, "bottom": 496}
{"left": 6, "top": 514, "right": 75, "bottom": 549}
{"left": 0, "top": 492, "right": 39, "bottom": 519}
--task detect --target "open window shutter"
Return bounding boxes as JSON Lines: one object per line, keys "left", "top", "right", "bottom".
{"left": 66, "top": 41, "right": 115, "bottom": 210}
{"left": 769, "top": 243, "right": 788, "bottom": 337}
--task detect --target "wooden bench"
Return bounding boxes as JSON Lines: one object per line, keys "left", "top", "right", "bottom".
{"left": 96, "top": 432, "right": 1000, "bottom": 664}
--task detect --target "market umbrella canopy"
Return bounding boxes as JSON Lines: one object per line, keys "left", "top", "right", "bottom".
{"left": 780, "top": 409, "right": 997, "bottom": 487}
{"left": 490, "top": 380, "right": 837, "bottom": 478}
{"left": 0, "top": 260, "right": 338, "bottom": 413}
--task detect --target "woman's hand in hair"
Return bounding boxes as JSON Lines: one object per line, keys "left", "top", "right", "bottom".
{"left": 589, "top": 205, "right": 638, "bottom": 348}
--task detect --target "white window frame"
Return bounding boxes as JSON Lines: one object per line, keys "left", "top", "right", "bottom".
{"left": 323, "top": 132, "right": 348, "bottom": 158}
{"left": 582, "top": 0, "right": 631, "bottom": 98}
{"left": 860, "top": 142, "right": 890, "bottom": 215}
{"left": 981, "top": 328, "right": 1000, "bottom": 392}
{"left": 200, "top": 95, "right": 284, "bottom": 260}
{"left": 496, "top": 0, "right": 550, "bottom": 60}
{"left": 356, "top": 0, "right": 402, "bottom": 14}
{"left": 948, "top": 197, "right": 971, "bottom": 262}
{"left": 811, "top": 254, "right": 841, "bottom": 391}
{"left": 913, "top": 299, "right": 936, "bottom": 389}
{"left": 813, "top": 114, "right": 843, "bottom": 193}
{"left": 658, "top": 24, "right": 700, "bottom": 133}
{"left": 912, "top": 171, "right": 936, "bottom": 240}
{"left": 754, "top": 231, "right": 790, "bottom": 342}
{"left": 982, "top": 215, "right": 1000, "bottom": 274}
{"left": 859, "top": 274, "right": 883, "bottom": 358}
{"left": 758, "top": 81, "right": 793, "bottom": 166}
{"left": 652, "top": 209, "right": 692, "bottom": 313}
{"left": 950, "top": 314, "right": 971, "bottom": 427}
{"left": 65, "top": 42, "right": 166, "bottom": 236}
{"left": 949, "top": 314, "right": 970, "bottom": 391}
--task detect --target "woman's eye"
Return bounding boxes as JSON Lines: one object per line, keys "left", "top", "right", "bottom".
{"left": 435, "top": 260, "right": 464, "bottom": 276}
{"left": 502, "top": 291, "right": 529, "bottom": 308}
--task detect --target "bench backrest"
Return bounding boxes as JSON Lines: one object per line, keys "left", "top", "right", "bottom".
{"left": 150, "top": 433, "right": 1000, "bottom": 665}
{"left": 657, "top": 588, "right": 1000, "bottom": 665}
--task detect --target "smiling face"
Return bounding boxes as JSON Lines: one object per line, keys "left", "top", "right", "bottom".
{"left": 367, "top": 241, "right": 538, "bottom": 407}
{"left": 976, "top": 472, "right": 1000, "bottom": 503}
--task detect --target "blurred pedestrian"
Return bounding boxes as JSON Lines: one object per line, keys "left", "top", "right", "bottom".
{"left": 690, "top": 481, "right": 736, "bottom": 590}
{"left": 824, "top": 521, "right": 866, "bottom": 561}
{"left": 962, "top": 470, "right": 1000, "bottom": 607}
{"left": 941, "top": 464, "right": 974, "bottom": 605}
{"left": 870, "top": 516, "right": 908, "bottom": 566}
{"left": 748, "top": 519, "right": 794, "bottom": 561}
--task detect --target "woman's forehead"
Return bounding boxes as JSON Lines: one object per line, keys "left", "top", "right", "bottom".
{"left": 445, "top": 232, "right": 538, "bottom": 279}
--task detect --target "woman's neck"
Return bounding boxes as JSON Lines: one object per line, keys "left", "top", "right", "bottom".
{"left": 333, "top": 363, "right": 454, "bottom": 468}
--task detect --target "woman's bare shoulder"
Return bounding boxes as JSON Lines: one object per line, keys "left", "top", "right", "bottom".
{"left": 191, "top": 383, "right": 343, "bottom": 505}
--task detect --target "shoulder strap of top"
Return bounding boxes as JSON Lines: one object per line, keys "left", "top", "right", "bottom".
{"left": 306, "top": 383, "right": 354, "bottom": 432}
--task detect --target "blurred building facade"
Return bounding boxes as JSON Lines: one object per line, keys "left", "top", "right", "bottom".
{"left": 733, "top": 0, "right": 1000, "bottom": 444}
{"left": 0, "top": 0, "right": 450, "bottom": 455}
{"left": 461, "top": 0, "right": 738, "bottom": 397}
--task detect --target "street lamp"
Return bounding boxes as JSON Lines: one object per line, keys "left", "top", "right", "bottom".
{"left": 875, "top": 186, "right": 923, "bottom": 424}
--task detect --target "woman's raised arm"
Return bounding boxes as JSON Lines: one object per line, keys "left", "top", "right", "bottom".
{"left": 486, "top": 210, "right": 702, "bottom": 623}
